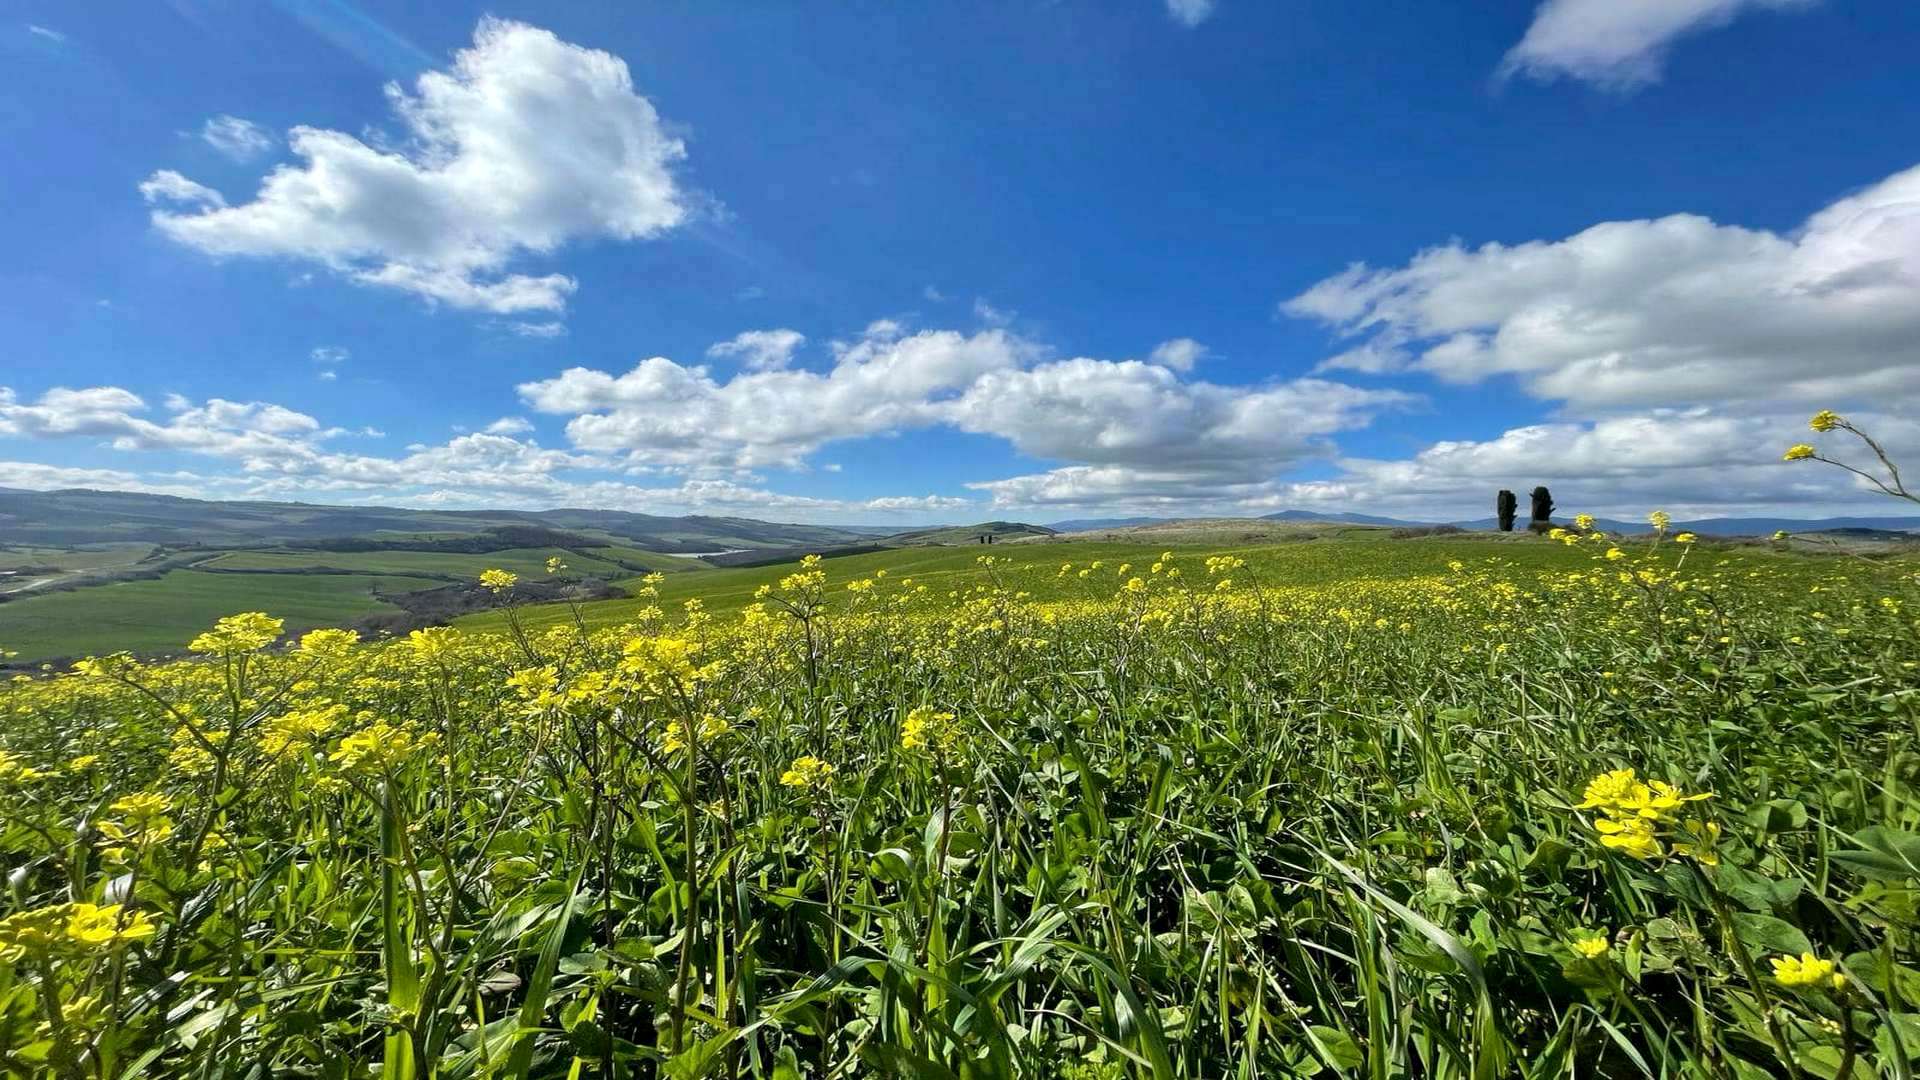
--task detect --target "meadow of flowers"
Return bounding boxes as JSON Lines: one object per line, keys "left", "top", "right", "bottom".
{"left": 2, "top": 514, "right": 1918, "bottom": 1076}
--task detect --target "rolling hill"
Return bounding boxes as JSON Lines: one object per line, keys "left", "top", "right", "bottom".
{"left": 0, "top": 488, "right": 882, "bottom": 551}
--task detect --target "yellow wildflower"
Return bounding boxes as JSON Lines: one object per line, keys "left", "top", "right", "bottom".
{"left": 1783, "top": 444, "right": 1815, "bottom": 461}
{"left": 780, "top": 755, "right": 835, "bottom": 790}
{"left": 329, "top": 721, "right": 439, "bottom": 774}
{"left": 188, "top": 612, "right": 284, "bottom": 655}
{"left": 1573, "top": 513, "right": 1596, "bottom": 531}
{"left": 1647, "top": 510, "right": 1671, "bottom": 533}
{"left": 1571, "top": 933, "right": 1610, "bottom": 959}
{"left": 479, "top": 568, "right": 519, "bottom": 593}
{"left": 65, "top": 903, "right": 157, "bottom": 949}
{"left": 297, "top": 628, "right": 359, "bottom": 659}
{"left": 1771, "top": 953, "right": 1844, "bottom": 990}
{"left": 1808, "top": 409, "right": 1841, "bottom": 432}
{"left": 1594, "top": 816, "right": 1663, "bottom": 860}
{"left": 900, "top": 706, "right": 960, "bottom": 753}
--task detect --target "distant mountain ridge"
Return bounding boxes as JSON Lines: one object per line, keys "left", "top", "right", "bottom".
{"left": 0, "top": 488, "right": 879, "bottom": 552}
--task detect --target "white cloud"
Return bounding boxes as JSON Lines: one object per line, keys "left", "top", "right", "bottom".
{"left": 27, "top": 24, "right": 65, "bottom": 43}
{"left": 0, "top": 460, "right": 190, "bottom": 495}
{"left": 523, "top": 325, "right": 1031, "bottom": 471}
{"left": 318, "top": 370, "right": 338, "bottom": 382}
{"left": 1264, "top": 408, "right": 1919, "bottom": 521}
{"left": 522, "top": 320, "right": 1411, "bottom": 510}
{"left": 1501, "top": 0, "right": 1817, "bottom": 89}
{"left": 1283, "top": 161, "right": 1920, "bottom": 410}
{"left": 1165, "top": 0, "right": 1216, "bottom": 28}
{"left": 310, "top": 345, "right": 349, "bottom": 365}
{"left": 973, "top": 298, "right": 1013, "bottom": 327}
{"left": 923, "top": 285, "right": 947, "bottom": 302}
{"left": 198, "top": 115, "right": 275, "bottom": 161}
{"left": 510, "top": 320, "right": 567, "bottom": 339}
{"left": 0, "top": 382, "right": 971, "bottom": 518}
{"left": 138, "top": 170, "right": 226, "bottom": 209}
{"left": 706, "top": 328, "right": 805, "bottom": 371}
{"left": 142, "top": 18, "right": 689, "bottom": 313}
{"left": 1148, "top": 337, "right": 1207, "bottom": 372}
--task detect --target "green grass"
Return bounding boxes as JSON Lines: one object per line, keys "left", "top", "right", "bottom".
{"left": 461, "top": 532, "right": 1741, "bottom": 633}
{"left": 196, "top": 545, "right": 685, "bottom": 580}
{"left": 0, "top": 543, "right": 156, "bottom": 571}
{"left": 4, "top": 529, "right": 1917, "bottom": 1075}
{"left": 0, "top": 570, "right": 441, "bottom": 660}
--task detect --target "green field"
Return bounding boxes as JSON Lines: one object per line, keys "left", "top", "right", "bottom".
{"left": 5, "top": 524, "right": 1918, "bottom": 1075}
{"left": 195, "top": 544, "right": 689, "bottom": 580}
{"left": 461, "top": 530, "right": 1749, "bottom": 633}
{"left": 0, "top": 543, "right": 156, "bottom": 571}
{"left": 0, "top": 570, "right": 441, "bottom": 660}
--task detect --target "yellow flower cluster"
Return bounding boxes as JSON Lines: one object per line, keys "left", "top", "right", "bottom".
{"left": 296, "top": 627, "right": 360, "bottom": 660}
{"left": 780, "top": 755, "right": 835, "bottom": 790}
{"left": 479, "top": 568, "right": 519, "bottom": 593}
{"left": 96, "top": 792, "right": 174, "bottom": 853}
{"left": 0, "top": 902, "right": 156, "bottom": 958}
{"left": 1783, "top": 444, "right": 1816, "bottom": 461}
{"left": 329, "top": 721, "right": 439, "bottom": 774}
{"left": 188, "top": 612, "right": 284, "bottom": 655}
{"left": 899, "top": 706, "right": 960, "bottom": 753}
{"left": 1771, "top": 952, "right": 1845, "bottom": 990}
{"left": 1577, "top": 767, "right": 1718, "bottom": 863}
{"left": 261, "top": 702, "right": 350, "bottom": 760}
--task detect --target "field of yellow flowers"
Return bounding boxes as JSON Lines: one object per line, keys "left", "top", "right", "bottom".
{"left": 3, "top": 527, "right": 1918, "bottom": 1078}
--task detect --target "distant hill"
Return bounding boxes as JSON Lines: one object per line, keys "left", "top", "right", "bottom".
{"left": 880, "top": 521, "right": 1056, "bottom": 545}
{"left": 1049, "top": 517, "right": 1180, "bottom": 532}
{"left": 0, "top": 488, "right": 877, "bottom": 552}
{"left": 1261, "top": 510, "right": 1427, "bottom": 527}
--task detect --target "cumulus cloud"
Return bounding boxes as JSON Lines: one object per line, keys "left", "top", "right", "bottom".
{"left": 0, "top": 460, "right": 192, "bottom": 495}
{"left": 142, "top": 18, "right": 689, "bottom": 313}
{"left": 1165, "top": 0, "right": 1216, "bottom": 28}
{"left": 706, "top": 328, "right": 805, "bottom": 371}
{"left": 1283, "top": 161, "right": 1920, "bottom": 410}
{"left": 522, "top": 320, "right": 1411, "bottom": 509}
{"left": 1501, "top": 0, "right": 1817, "bottom": 89}
{"left": 139, "top": 170, "right": 226, "bottom": 209}
{"left": 199, "top": 115, "right": 275, "bottom": 161}
{"left": 1148, "top": 338, "right": 1207, "bottom": 372}
{"left": 0, "top": 382, "right": 971, "bottom": 517}
{"left": 522, "top": 324, "right": 1034, "bottom": 471}
{"left": 1261, "top": 408, "right": 1920, "bottom": 521}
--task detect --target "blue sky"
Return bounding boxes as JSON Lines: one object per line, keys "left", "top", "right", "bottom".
{"left": 3, "top": 0, "right": 1918, "bottom": 523}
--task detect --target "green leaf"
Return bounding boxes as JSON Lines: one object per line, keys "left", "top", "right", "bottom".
{"left": 505, "top": 867, "right": 585, "bottom": 1080}
{"left": 1729, "top": 913, "right": 1811, "bottom": 958}
{"left": 1306, "top": 1025, "right": 1364, "bottom": 1071}
{"left": 1832, "top": 826, "right": 1920, "bottom": 881}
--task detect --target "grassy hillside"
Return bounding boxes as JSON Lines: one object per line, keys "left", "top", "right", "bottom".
{"left": 6, "top": 522, "right": 1917, "bottom": 1074}
{"left": 196, "top": 545, "right": 690, "bottom": 580}
{"left": 459, "top": 530, "right": 1675, "bottom": 635}
{"left": 0, "top": 488, "right": 879, "bottom": 550}
{"left": 877, "top": 520, "right": 1057, "bottom": 545}
{"left": 0, "top": 570, "right": 442, "bottom": 661}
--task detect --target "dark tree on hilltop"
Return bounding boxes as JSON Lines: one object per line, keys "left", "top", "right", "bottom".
{"left": 1497, "top": 490, "right": 1517, "bottom": 532}
{"left": 1529, "top": 486, "right": 1555, "bottom": 530}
